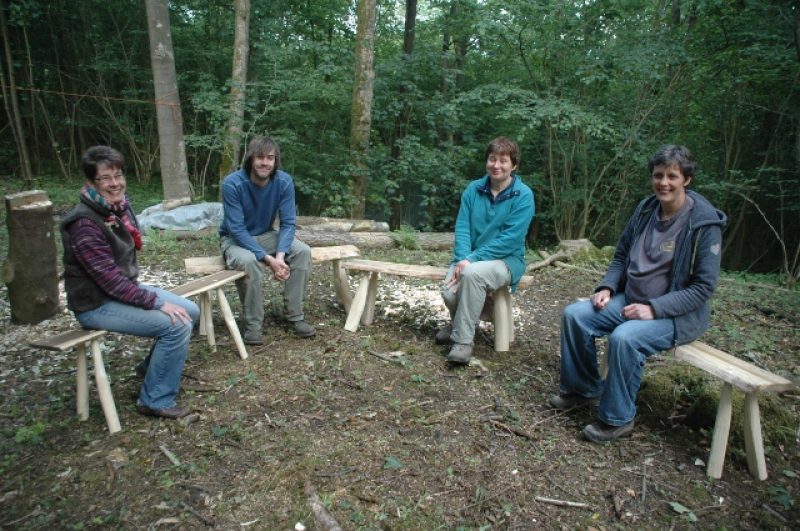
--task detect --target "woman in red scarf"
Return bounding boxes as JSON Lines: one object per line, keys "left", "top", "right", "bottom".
{"left": 61, "top": 146, "right": 198, "bottom": 419}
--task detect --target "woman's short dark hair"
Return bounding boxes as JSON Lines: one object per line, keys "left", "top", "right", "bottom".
{"left": 243, "top": 136, "right": 281, "bottom": 177}
{"left": 485, "top": 136, "right": 520, "bottom": 168}
{"left": 81, "top": 145, "right": 124, "bottom": 181}
{"left": 648, "top": 145, "right": 696, "bottom": 179}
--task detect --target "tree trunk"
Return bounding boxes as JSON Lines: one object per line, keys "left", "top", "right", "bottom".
{"left": 296, "top": 230, "right": 453, "bottom": 250}
{"left": 3, "top": 191, "right": 59, "bottom": 324}
{"left": 389, "top": 0, "right": 418, "bottom": 228}
{"left": 144, "top": 0, "right": 192, "bottom": 209}
{"left": 219, "top": 0, "right": 251, "bottom": 195}
{"left": 0, "top": 5, "right": 33, "bottom": 183}
{"left": 348, "top": 0, "right": 377, "bottom": 219}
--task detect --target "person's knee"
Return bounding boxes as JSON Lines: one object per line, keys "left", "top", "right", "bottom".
{"left": 562, "top": 300, "right": 589, "bottom": 325}
{"left": 291, "top": 242, "right": 312, "bottom": 269}
{"left": 186, "top": 300, "right": 200, "bottom": 322}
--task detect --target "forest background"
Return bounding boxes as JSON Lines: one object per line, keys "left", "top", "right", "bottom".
{"left": 1, "top": 0, "right": 798, "bottom": 280}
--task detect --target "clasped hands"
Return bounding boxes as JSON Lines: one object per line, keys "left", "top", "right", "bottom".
{"left": 591, "top": 288, "right": 654, "bottom": 320}
{"left": 263, "top": 254, "right": 290, "bottom": 281}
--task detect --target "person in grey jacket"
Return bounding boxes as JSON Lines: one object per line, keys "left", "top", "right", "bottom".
{"left": 548, "top": 145, "right": 727, "bottom": 442}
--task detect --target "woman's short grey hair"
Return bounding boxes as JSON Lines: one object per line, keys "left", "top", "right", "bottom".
{"left": 648, "top": 145, "right": 696, "bottom": 179}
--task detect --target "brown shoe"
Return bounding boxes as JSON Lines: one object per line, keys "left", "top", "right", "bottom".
{"left": 136, "top": 404, "right": 190, "bottom": 419}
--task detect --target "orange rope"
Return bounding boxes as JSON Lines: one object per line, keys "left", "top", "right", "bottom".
{"left": 0, "top": 83, "right": 180, "bottom": 107}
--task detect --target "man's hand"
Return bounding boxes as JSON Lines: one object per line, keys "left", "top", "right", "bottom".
{"left": 264, "top": 252, "right": 290, "bottom": 281}
{"left": 621, "top": 303, "right": 654, "bottom": 320}
{"left": 445, "top": 259, "right": 471, "bottom": 290}
{"left": 160, "top": 300, "right": 192, "bottom": 325}
{"left": 591, "top": 288, "right": 612, "bottom": 310}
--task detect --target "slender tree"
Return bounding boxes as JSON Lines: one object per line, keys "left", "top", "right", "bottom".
{"left": 348, "top": 0, "right": 377, "bottom": 219}
{"left": 0, "top": 4, "right": 33, "bottom": 182}
{"left": 220, "top": 0, "right": 251, "bottom": 192}
{"left": 144, "top": 0, "right": 192, "bottom": 209}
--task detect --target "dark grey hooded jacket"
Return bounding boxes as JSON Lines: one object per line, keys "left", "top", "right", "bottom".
{"left": 598, "top": 190, "right": 727, "bottom": 346}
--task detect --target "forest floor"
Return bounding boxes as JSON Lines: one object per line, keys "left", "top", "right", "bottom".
{"left": 1, "top": 230, "right": 799, "bottom": 530}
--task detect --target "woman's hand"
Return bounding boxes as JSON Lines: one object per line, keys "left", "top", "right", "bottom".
{"left": 621, "top": 303, "right": 655, "bottom": 320}
{"left": 591, "top": 289, "right": 612, "bottom": 310}
{"left": 445, "top": 259, "right": 471, "bottom": 290}
{"left": 160, "top": 300, "right": 192, "bottom": 324}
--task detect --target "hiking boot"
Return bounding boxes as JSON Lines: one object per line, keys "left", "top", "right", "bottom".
{"left": 446, "top": 343, "right": 473, "bottom": 365}
{"left": 547, "top": 393, "right": 598, "bottom": 411}
{"left": 243, "top": 329, "right": 264, "bottom": 345}
{"left": 292, "top": 320, "right": 316, "bottom": 338}
{"left": 434, "top": 324, "right": 453, "bottom": 345}
{"left": 136, "top": 403, "right": 190, "bottom": 419}
{"left": 582, "top": 420, "right": 635, "bottom": 443}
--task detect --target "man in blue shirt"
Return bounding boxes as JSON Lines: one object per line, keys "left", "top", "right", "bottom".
{"left": 219, "top": 136, "right": 315, "bottom": 344}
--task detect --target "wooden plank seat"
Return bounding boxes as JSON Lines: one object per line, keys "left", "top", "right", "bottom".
{"left": 339, "top": 258, "right": 534, "bottom": 352}
{"left": 30, "top": 329, "right": 120, "bottom": 434}
{"left": 672, "top": 341, "right": 794, "bottom": 480}
{"left": 184, "top": 244, "right": 362, "bottom": 315}
{"left": 171, "top": 269, "right": 249, "bottom": 361}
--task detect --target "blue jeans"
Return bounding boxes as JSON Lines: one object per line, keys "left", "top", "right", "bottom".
{"left": 76, "top": 285, "right": 199, "bottom": 410}
{"left": 559, "top": 294, "right": 675, "bottom": 426}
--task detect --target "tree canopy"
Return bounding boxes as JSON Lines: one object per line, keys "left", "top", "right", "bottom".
{"left": 1, "top": 0, "right": 798, "bottom": 278}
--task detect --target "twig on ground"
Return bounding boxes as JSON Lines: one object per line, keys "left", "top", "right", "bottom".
{"left": 367, "top": 350, "right": 406, "bottom": 365}
{"left": 304, "top": 482, "right": 343, "bottom": 531}
{"left": 527, "top": 251, "right": 569, "bottom": 272}
{"left": 641, "top": 458, "right": 648, "bottom": 506}
{"left": 609, "top": 486, "right": 624, "bottom": 517}
{"left": 180, "top": 500, "right": 215, "bottom": 527}
{"left": 486, "top": 418, "right": 534, "bottom": 440}
{"left": 159, "top": 445, "right": 181, "bottom": 467}
{"left": 761, "top": 503, "right": 788, "bottom": 523}
{"left": 534, "top": 496, "right": 589, "bottom": 509}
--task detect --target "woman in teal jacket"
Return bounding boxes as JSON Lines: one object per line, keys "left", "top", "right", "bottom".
{"left": 438, "top": 137, "right": 535, "bottom": 364}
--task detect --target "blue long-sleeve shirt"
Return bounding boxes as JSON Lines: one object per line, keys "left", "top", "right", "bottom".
{"left": 219, "top": 169, "right": 297, "bottom": 260}
{"left": 452, "top": 174, "right": 535, "bottom": 291}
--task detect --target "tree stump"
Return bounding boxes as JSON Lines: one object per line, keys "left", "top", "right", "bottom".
{"left": 3, "top": 190, "right": 60, "bottom": 324}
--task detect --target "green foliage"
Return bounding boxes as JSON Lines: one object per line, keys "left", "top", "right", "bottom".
{"left": 1, "top": 0, "right": 797, "bottom": 273}
{"left": 390, "top": 224, "right": 420, "bottom": 250}
{"left": 14, "top": 421, "right": 47, "bottom": 445}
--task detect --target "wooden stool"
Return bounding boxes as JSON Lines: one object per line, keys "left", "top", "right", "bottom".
{"left": 674, "top": 341, "right": 795, "bottom": 480}
{"left": 30, "top": 329, "right": 121, "bottom": 434}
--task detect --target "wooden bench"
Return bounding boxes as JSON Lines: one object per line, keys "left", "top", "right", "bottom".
{"left": 29, "top": 268, "right": 253, "bottom": 434}
{"left": 339, "top": 259, "right": 534, "bottom": 352}
{"left": 672, "top": 341, "right": 794, "bottom": 480}
{"left": 184, "top": 244, "right": 362, "bottom": 314}
{"left": 30, "top": 329, "right": 120, "bottom": 433}
{"left": 171, "top": 269, "right": 248, "bottom": 360}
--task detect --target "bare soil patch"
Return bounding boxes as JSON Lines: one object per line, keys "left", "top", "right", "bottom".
{"left": 1, "top": 244, "right": 799, "bottom": 529}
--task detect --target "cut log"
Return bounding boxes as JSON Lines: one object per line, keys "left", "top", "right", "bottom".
{"left": 3, "top": 190, "right": 60, "bottom": 324}
{"left": 296, "top": 216, "right": 390, "bottom": 232}
{"left": 294, "top": 230, "right": 453, "bottom": 250}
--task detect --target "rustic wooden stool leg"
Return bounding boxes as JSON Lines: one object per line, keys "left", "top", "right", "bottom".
{"left": 743, "top": 392, "right": 768, "bottom": 480}
{"left": 215, "top": 287, "right": 248, "bottom": 360}
{"left": 362, "top": 272, "right": 379, "bottom": 325}
{"left": 345, "top": 272, "right": 371, "bottom": 332}
{"left": 707, "top": 382, "right": 733, "bottom": 479}
{"left": 90, "top": 340, "right": 121, "bottom": 434}
{"left": 201, "top": 292, "right": 216, "bottom": 351}
{"left": 198, "top": 293, "right": 208, "bottom": 337}
{"left": 332, "top": 259, "right": 353, "bottom": 314}
{"left": 492, "top": 288, "right": 512, "bottom": 352}
{"left": 76, "top": 343, "right": 89, "bottom": 420}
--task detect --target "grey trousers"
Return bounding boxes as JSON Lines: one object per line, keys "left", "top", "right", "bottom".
{"left": 441, "top": 260, "right": 511, "bottom": 344}
{"left": 220, "top": 233, "right": 312, "bottom": 334}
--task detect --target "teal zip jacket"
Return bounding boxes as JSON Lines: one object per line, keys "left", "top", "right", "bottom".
{"left": 451, "top": 174, "right": 535, "bottom": 292}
